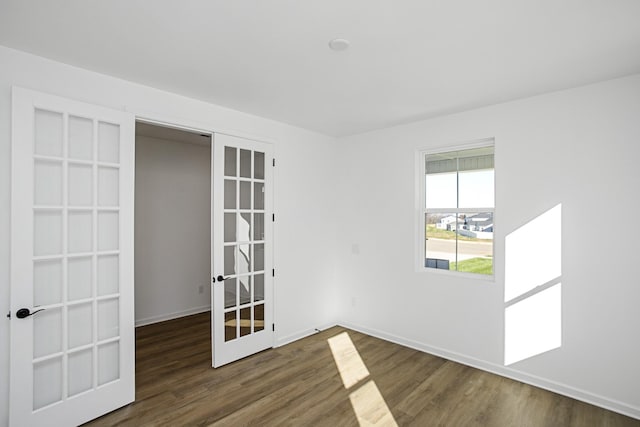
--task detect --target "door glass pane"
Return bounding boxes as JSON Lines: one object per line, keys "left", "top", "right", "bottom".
{"left": 239, "top": 149, "right": 251, "bottom": 178}
{"left": 254, "top": 304, "right": 264, "bottom": 332}
{"left": 98, "top": 122, "right": 120, "bottom": 163}
{"left": 254, "top": 151, "right": 265, "bottom": 180}
{"left": 239, "top": 213, "right": 251, "bottom": 242}
{"left": 34, "top": 211, "right": 62, "bottom": 256}
{"left": 224, "top": 180, "right": 236, "bottom": 209}
{"left": 68, "top": 349, "right": 93, "bottom": 397}
{"left": 34, "top": 109, "right": 63, "bottom": 157}
{"left": 239, "top": 276, "right": 251, "bottom": 305}
{"left": 97, "top": 255, "right": 119, "bottom": 296}
{"left": 240, "top": 307, "right": 251, "bottom": 337}
{"left": 224, "top": 213, "right": 236, "bottom": 243}
{"left": 253, "top": 213, "right": 264, "bottom": 241}
{"left": 68, "top": 211, "right": 93, "bottom": 253}
{"left": 239, "top": 181, "right": 251, "bottom": 210}
{"left": 68, "top": 115, "right": 93, "bottom": 161}
{"left": 238, "top": 244, "right": 250, "bottom": 275}
{"left": 254, "top": 243, "right": 264, "bottom": 272}
{"left": 97, "top": 341, "right": 119, "bottom": 385}
{"left": 225, "top": 311, "right": 236, "bottom": 341}
{"left": 34, "top": 160, "right": 62, "bottom": 205}
{"left": 254, "top": 274, "right": 264, "bottom": 302}
{"left": 224, "top": 146, "right": 237, "bottom": 177}
{"left": 224, "top": 278, "right": 237, "bottom": 309}
{"left": 68, "top": 164, "right": 93, "bottom": 206}
{"left": 98, "top": 167, "right": 119, "bottom": 207}
{"left": 68, "top": 303, "right": 93, "bottom": 349}
{"left": 224, "top": 245, "right": 235, "bottom": 276}
{"left": 34, "top": 307, "right": 62, "bottom": 358}
{"left": 68, "top": 256, "right": 92, "bottom": 301}
{"left": 98, "top": 211, "right": 119, "bottom": 251}
{"left": 254, "top": 182, "right": 264, "bottom": 210}
{"left": 34, "top": 259, "right": 62, "bottom": 306}
{"left": 33, "top": 357, "right": 62, "bottom": 410}
{"left": 98, "top": 298, "right": 119, "bottom": 340}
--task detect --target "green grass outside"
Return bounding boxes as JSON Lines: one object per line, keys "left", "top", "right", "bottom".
{"left": 426, "top": 225, "right": 491, "bottom": 242}
{"left": 450, "top": 257, "right": 493, "bottom": 275}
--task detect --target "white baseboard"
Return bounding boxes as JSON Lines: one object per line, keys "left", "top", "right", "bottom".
{"left": 339, "top": 321, "right": 640, "bottom": 421}
{"left": 135, "top": 305, "right": 210, "bottom": 327}
{"left": 275, "top": 322, "right": 337, "bottom": 348}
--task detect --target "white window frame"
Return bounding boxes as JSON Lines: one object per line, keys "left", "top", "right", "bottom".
{"left": 415, "top": 138, "right": 495, "bottom": 281}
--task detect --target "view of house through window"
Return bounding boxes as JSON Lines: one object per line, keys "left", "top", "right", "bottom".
{"left": 423, "top": 143, "right": 494, "bottom": 275}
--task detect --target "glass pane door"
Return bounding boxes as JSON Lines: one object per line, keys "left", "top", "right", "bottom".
{"left": 212, "top": 134, "right": 272, "bottom": 367}
{"left": 10, "top": 88, "right": 134, "bottom": 427}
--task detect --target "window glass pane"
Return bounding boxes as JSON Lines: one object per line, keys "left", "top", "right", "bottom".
{"left": 452, "top": 212, "right": 494, "bottom": 275}
{"left": 425, "top": 172, "right": 457, "bottom": 209}
{"left": 459, "top": 169, "right": 494, "bottom": 208}
{"left": 425, "top": 213, "right": 456, "bottom": 271}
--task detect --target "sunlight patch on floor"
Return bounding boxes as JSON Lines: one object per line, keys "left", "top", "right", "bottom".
{"left": 328, "top": 332, "right": 370, "bottom": 389}
{"left": 349, "top": 380, "right": 399, "bottom": 427}
{"left": 328, "top": 332, "right": 398, "bottom": 426}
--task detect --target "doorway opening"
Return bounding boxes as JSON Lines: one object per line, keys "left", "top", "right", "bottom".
{"left": 134, "top": 121, "right": 212, "bottom": 327}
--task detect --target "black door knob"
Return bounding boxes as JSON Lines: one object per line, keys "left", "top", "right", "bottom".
{"left": 16, "top": 308, "right": 44, "bottom": 319}
{"left": 217, "top": 275, "right": 227, "bottom": 282}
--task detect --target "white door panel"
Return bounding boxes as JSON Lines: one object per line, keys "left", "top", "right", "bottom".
{"left": 212, "top": 133, "right": 273, "bottom": 367}
{"left": 10, "top": 87, "right": 135, "bottom": 426}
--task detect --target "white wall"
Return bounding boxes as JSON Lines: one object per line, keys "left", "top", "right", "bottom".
{"left": 334, "top": 74, "right": 640, "bottom": 418}
{"left": 0, "top": 45, "right": 340, "bottom": 426}
{"left": 134, "top": 134, "right": 211, "bottom": 326}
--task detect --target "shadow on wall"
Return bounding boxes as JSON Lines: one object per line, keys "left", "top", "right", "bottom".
{"left": 504, "top": 204, "right": 562, "bottom": 366}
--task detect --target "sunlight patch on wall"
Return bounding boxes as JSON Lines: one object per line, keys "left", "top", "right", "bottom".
{"left": 504, "top": 204, "right": 562, "bottom": 366}
{"left": 505, "top": 204, "right": 561, "bottom": 302}
{"left": 505, "top": 284, "right": 562, "bottom": 365}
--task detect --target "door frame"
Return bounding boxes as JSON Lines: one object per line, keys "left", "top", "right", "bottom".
{"left": 132, "top": 112, "right": 276, "bottom": 364}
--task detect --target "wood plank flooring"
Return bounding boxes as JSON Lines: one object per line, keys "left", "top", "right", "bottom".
{"left": 85, "top": 313, "right": 639, "bottom": 426}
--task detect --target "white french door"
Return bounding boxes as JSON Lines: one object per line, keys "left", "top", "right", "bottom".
{"left": 10, "top": 88, "right": 135, "bottom": 426}
{"left": 212, "top": 133, "right": 273, "bottom": 367}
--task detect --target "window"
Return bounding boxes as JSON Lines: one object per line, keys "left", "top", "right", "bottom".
{"left": 419, "top": 141, "right": 494, "bottom": 276}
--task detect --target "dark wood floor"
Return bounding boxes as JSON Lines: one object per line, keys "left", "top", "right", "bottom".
{"left": 85, "top": 313, "right": 639, "bottom": 426}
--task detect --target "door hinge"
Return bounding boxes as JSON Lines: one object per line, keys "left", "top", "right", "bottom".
{"left": 272, "top": 269, "right": 275, "bottom": 277}
{"left": 273, "top": 158, "right": 276, "bottom": 167}
{"left": 272, "top": 213, "right": 275, "bottom": 222}
{"left": 272, "top": 324, "right": 275, "bottom": 332}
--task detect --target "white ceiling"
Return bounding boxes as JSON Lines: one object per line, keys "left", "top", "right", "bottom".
{"left": 2, "top": 1, "right": 640, "bottom": 137}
